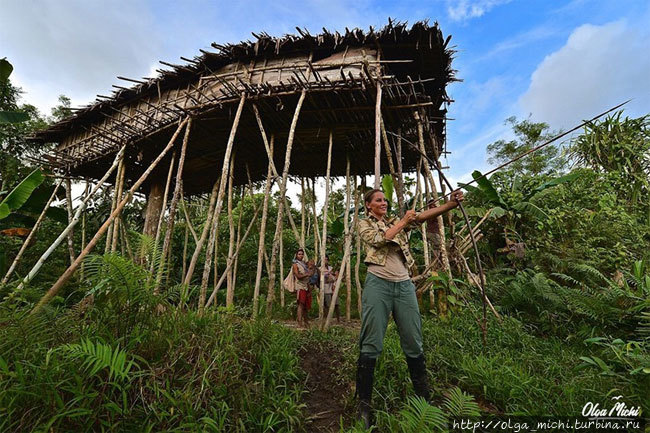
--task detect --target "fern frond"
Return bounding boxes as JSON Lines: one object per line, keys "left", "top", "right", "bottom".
{"left": 443, "top": 387, "right": 481, "bottom": 418}
{"left": 398, "top": 396, "right": 447, "bottom": 433}
{"left": 61, "top": 338, "right": 138, "bottom": 382}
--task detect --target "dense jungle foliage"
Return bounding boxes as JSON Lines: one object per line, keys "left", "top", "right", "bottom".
{"left": 1, "top": 61, "right": 648, "bottom": 431}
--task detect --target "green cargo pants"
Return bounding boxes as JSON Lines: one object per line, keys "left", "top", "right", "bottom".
{"left": 359, "top": 272, "right": 423, "bottom": 359}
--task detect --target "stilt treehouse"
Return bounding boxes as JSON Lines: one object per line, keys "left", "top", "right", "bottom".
{"left": 32, "top": 21, "right": 455, "bottom": 233}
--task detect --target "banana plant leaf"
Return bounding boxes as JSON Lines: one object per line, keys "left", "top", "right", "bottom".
{"left": 524, "top": 172, "right": 580, "bottom": 201}
{"left": 471, "top": 170, "right": 506, "bottom": 207}
{"left": 0, "top": 169, "right": 45, "bottom": 220}
{"left": 0, "top": 111, "right": 29, "bottom": 124}
{"left": 381, "top": 175, "right": 394, "bottom": 205}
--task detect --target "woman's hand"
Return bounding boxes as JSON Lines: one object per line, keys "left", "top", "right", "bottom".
{"left": 450, "top": 189, "right": 464, "bottom": 203}
{"left": 400, "top": 210, "right": 417, "bottom": 226}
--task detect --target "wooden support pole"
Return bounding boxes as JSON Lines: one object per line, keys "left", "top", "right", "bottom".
{"left": 323, "top": 160, "right": 353, "bottom": 331}
{"left": 80, "top": 180, "right": 90, "bottom": 280}
{"left": 318, "top": 131, "right": 333, "bottom": 321}
{"left": 231, "top": 185, "right": 245, "bottom": 299}
{"left": 65, "top": 177, "right": 76, "bottom": 265}
{"left": 353, "top": 176, "right": 362, "bottom": 316}
{"left": 344, "top": 157, "right": 352, "bottom": 321}
{"left": 1, "top": 179, "right": 63, "bottom": 286}
{"left": 183, "top": 177, "right": 219, "bottom": 285}
{"left": 149, "top": 151, "right": 176, "bottom": 277}
{"left": 300, "top": 178, "right": 306, "bottom": 250}
{"left": 396, "top": 128, "right": 405, "bottom": 216}
{"left": 252, "top": 135, "right": 275, "bottom": 317}
{"left": 381, "top": 119, "right": 404, "bottom": 215}
{"left": 205, "top": 198, "right": 263, "bottom": 308}
{"left": 199, "top": 94, "right": 245, "bottom": 314}
{"left": 225, "top": 150, "right": 237, "bottom": 307}
{"left": 266, "top": 90, "right": 306, "bottom": 316}
{"left": 31, "top": 119, "right": 188, "bottom": 313}
{"left": 111, "top": 155, "right": 126, "bottom": 253}
{"left": 279, "top": 227, "right": 285, "bottom": 307}
{"left": 155, "top": 117, "right": 192, "bottom": 292}
{"left": 17, "top": 146, "right": 126, "bottom": 291}
{"left": 309, "top": 177, "right": 321, "bottom": 261}
{"left": 373, "top": 81, "right": 382, "bottom": 189}
{"left": 182, "top": 221, "right": 189, "bottom": 279}
{"left": 104, "top": 161, "right": 120, "bottom": 253}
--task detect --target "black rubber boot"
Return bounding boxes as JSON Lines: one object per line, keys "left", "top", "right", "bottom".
{"left": 406, "top": 354, "right": 431, "bottom": 402}
{"left": 356, "top": 354, "right": 376, "bottom": 429}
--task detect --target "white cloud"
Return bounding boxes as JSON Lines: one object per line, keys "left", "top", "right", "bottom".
{"left": 0, "top": 0, "right": 162, "bottom": 114}
{"left": 446, "top": 0, "right": 512, "bottom": 21}
{"left": 520, "top": 19, "right": 650, "bottom": 130}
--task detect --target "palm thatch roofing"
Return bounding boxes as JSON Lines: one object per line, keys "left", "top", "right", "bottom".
{"left": 31, "top": 20, "right": 456, "bottom": 195}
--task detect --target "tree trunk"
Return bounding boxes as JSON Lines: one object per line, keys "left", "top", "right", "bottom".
{"left": 344, "top": 156, "right": 352, "bottom": 321}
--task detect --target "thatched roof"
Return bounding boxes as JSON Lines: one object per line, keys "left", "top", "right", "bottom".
{"left": 32, "top": 20, "right": 456, "bottom": 195}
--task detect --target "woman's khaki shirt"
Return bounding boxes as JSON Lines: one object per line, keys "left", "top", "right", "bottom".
{"left": 357, "top": 214, "right": 417, "bottom": 273}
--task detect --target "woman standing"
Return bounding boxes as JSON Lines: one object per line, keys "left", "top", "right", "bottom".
{"left": 292, "top": 248, "right": 314, "bottom": 328}
{"left": 355, "top": 188, "right": 463, "bottom": 427}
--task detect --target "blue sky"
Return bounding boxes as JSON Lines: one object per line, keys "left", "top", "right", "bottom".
{"left": 1, "top": 0, "right": 649, "bottom": 185}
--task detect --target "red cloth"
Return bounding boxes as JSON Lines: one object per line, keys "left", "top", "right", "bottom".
{"left": 297, "top": 289, "right": 312, "bottom": 310}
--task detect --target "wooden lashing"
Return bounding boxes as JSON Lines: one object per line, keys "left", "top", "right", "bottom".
{"left": 155, "top": 117, "right": 192, "bottom": 293}
{"left": 266, "top": 90, "right": 307, "bottom": 316}
{"left": 17, "top": 146, "right": 126, "bottom": 291}
{"left": 323, "top": 156, "right": 352, "bottom": 331}
{"left": 318, "top": 130, "right": 333, "bottom": 320}
{"left": 32, "top": 119, "right": 189, "bottom": 314}
{"left": 198, "top": 94, "right": 246, "bottom": 314}
{"left": 1, "top": 179, "right": 63, "bottom": 286}
{"left": 252, "top": 136, "right": 275, "bottom": 317}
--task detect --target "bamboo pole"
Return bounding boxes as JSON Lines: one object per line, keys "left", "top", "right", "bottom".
{"left": 17, "top": 146, "right": 126, "bottom": 291}
{"left": 252, "top": 135, "right": 275, "bottom": 317}
{"left": 225, "top": 150, "right": 237, "bottom": 307}
{"left": 155, "top": 118, "right": 192, "bottom": 293}
{"left": 318, "top": 131, "right": 333, "bottom": 321}
{"left": 418, "top": 172, "right": 434, "bottom": 309}
{"left": 373, "top": 81, "right": 382, "bottom": 189}
{"left": 324, "top": 164, "right": 353, "bottom": 331}
{"left": 64, "top": 178, "right": 76, "bottom": 265}
{"left": 32, "top": 119, "right": 188, "bottom": 313}
{"left": 353, "top": 176, "right": 362, "bottom": 316}
{"left": 266, "top": 90, "right": 306, "bottom": 316}
{"left": 1, "top": 179, "right": 63, "bottom": 286}
{"left": 183, "top": 177, "right": 219, "bottom": 285}
{"left": 344, "top": 156, "right": 352, "bottom": 321}
{"left": 111, "top": 155, "right": 126, "bottom": 253}
{"left": 180, "top": 194, "right": 198, "bottom": 243}
{"left": 198, "top": 94, "right": 245, "bottom": 314}
{"left": 149, "top": 151, "right": 176, "bottom": 277}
